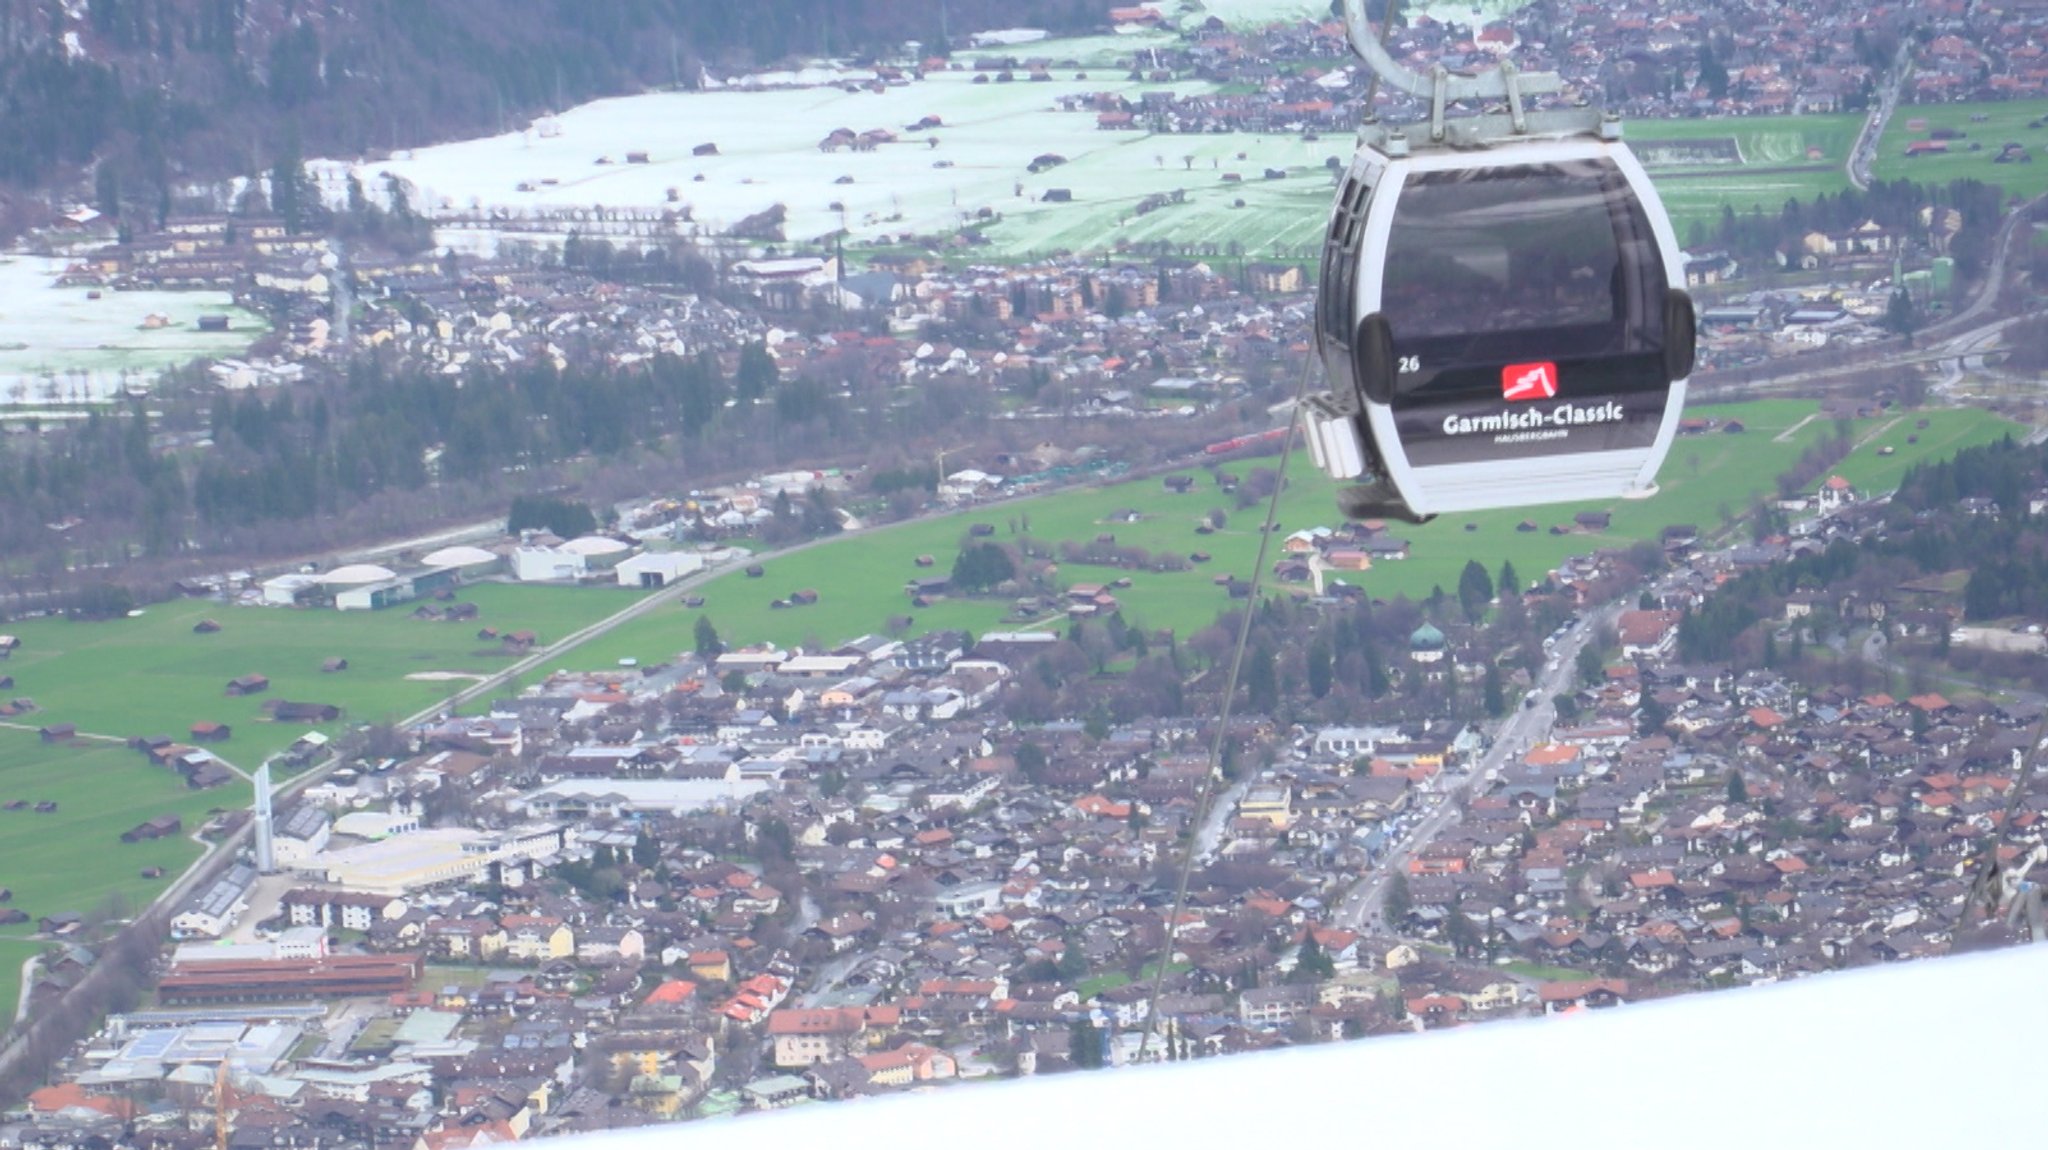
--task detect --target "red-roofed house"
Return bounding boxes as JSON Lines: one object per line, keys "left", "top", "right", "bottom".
{"left": 1523, "top": 743, "right": 1580, "bottom": 768}
{"left": 1538, "top": 978, "right": 1630, "bottom": 1013}
{"left": 418, "top": 1121, "right": 519, "bottom": 1150}
{"left": 767, "top": 1005, "right": 897, "bottom": 1067}
{"left": 29, "top": 1083, "right": 134, "bottom": 1122}
{"left": 644, "top": 979, "right": 698, "bottom": 1006}
{"left": 857, "top": 1042, "right": 959, "bottom": 1086}
{"left": 1073, "top": 793, "right": 1132, "bottom": 819}
{"left": 1617, "top": 609, "right": 1682, "bottom": 659}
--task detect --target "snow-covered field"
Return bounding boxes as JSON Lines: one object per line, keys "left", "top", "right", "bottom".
{"left": 0, "top": 257, "right": 264, "bottom": 405}
{"left": 980, "top": 134, "right": 1349, "bottom": 258}
{"left": 957, "top": 29, "right": 1179, "bottom": 67}
{"left": 1152, "top": 0, "right": 1534, "bottom": 32}
{"left": 370, "top": 67, "right": 1216, "bottom": 251}
{"left": 1412, "top": 0, "right": 1535, "bottom": 27}
{"left": 1178, "top": 0, "right": 1334, "bottom": 26}
{"left": 361, "top": 13, "right": 1568, "bottom": 264}
{"left": 364, "top": 32, "right": 1371, "bottom": 263}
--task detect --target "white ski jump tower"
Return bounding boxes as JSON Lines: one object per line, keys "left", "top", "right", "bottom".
{"left": 253, "top": 763, "right": 275, "bottom": 873}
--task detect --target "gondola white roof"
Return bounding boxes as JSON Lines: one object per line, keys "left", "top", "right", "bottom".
{"left": 318, "top": 564, "right": 397, "bottom": 586}
{"left": 421, "top": 545, "right": 499, "bottom": 568}
{"left": 561, "top": 535, "right": 632, "bottom": 557}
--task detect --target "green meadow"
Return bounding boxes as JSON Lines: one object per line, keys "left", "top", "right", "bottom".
{"left": 1873, "top": 99, "right": 2048, "bottom": 205}
{"left": 1629, "top": 114, "right": 1863, "bottom": 241}
{"left": 0, "top": 729, "right": 249, "bottom": 1016}
{"left": 0, "top": 583, "right": 642, "bottom": 766}
{"left": 542, "top": 400, "right": 2020, "bottom": 669}
{"left": 0, "top": 396, "right": 2015, "bottom": 1022}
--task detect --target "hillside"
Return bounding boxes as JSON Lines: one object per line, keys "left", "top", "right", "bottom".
{"left": 0, "top": 0, "right": 1109, "bottom": 222}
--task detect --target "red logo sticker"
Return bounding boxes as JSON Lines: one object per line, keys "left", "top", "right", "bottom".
{"left": 1502, "top": 361, "right": 1559, "bottom": 401}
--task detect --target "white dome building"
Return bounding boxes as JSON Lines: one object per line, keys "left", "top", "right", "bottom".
{"left": 319, "top": 564, "right": 397, "bottom": 587}
{"left": 562, "top": 535, "right": 634, "bottom": 570}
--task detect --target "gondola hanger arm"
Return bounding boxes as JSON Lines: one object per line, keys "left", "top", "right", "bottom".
{"left": 1342, "top": 0, "right": 1565, "bottom": 134}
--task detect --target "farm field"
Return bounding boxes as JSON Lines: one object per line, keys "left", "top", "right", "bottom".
{"left": 0, "top": 256, "right": 266, "bottom": 407}
{"left": 1827, "top": 407, "right": 2017, "bottom": 493}
{"left": 376, "top": 64, "right": 1215, "bottom": 255}
{"left": 0, "top": 582, "right": 640, "bottom": 769}
{"left": 1184, "top": 0, "right": 1342, "bottom": 26}
{"left": 1629, "top": 114, "right": 1863, "bottom": 241}
{"left": 980, "top": 141, "right": 1346, "bottom": 260}
{"left": 1872, "top": 99, "right": 2048, "bottom": 204}
{"left": 0, "top": 729, "right": 244, "bottom": 1016}
{"left": 958, "top": 30, "right": 1179, "bottom": 68}
{"left": 541, "top": 401, "right": 2023, "bottom": 671}
{"left": 377, "top": 45, "right": 1895, "bottom": 267}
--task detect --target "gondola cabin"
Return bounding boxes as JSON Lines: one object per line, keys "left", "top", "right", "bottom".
{"left": 1306, "top": 133, "right": 1695, "bottom": 522}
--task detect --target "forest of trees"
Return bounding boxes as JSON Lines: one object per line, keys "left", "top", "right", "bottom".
{"left": 0, "top": 344, "right": 751, "bottom": 582}
{"left": 998, "top": 568, "right": 1590, "bottom": 733}
{"left": 1676, "top": 436, "right": 2048, "bottom": 672}
{"left": 1688, "top": 177, "right": 2006, "bottom": 286}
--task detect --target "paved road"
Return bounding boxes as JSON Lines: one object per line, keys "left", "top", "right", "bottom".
{"left": 1847, "top": 42, "right": 1912, "bottom": 191}
{"left": 1332, "top": 602, "right": 1622, "bottom": 934}
{"left": 1192, "top": 770, "right": 1255, "bottom": 865}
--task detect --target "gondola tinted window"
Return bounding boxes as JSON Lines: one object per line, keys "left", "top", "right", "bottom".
{"left": 1381, "top": 159, "right": 1666, "bottom": 387}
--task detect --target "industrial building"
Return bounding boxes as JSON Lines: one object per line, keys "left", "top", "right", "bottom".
{"left": 519, "top": 777, "right": 771, "bottom": 820}
{"left": 157, "top": 954, "right": 424, "bottom": 1005}
{"left": 615, "top": 551, "right": 703, "bottom": 588}
{"left": 303, "top": 825, "right": 568, "bottom": 897}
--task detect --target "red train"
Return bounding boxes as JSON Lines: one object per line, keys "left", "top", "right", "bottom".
{"left": 1203, "top": 427, "right": 1289, "bottom": 456}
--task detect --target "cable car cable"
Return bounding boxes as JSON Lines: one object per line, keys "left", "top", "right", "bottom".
{"left": 1136, "top": 350, "right": 1321, "bottom": 1060}
{"left": 1136, "top": 0, "right": 1402, "bottom": 1063}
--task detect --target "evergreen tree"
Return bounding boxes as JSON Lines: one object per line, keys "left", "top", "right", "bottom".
{"left": 1576, "top": 643, "right": 1603, "bottom": 687}
{"left": 1245, "top": 644, "right": 1279, "bottom": 713}
{"left": 1457, "top": 559, "right": 1494, "bottom": 624}
{"left": 951, "top": 542, "right": 1015, "bottom": 593}
{"left": 94, "top": 163, "right": 120, "bottom": 220}
{"left": 1307, "top": 635, "right": 1333, "bottom": 699}
{"left": 1068, "top": 1020, "right": 1105, "bottom": 1070}
{"left": 1383, "top": 873, "right": 1412, "bottom": 924}
{"left": 1638, "top": 691, "right": 1670, "bottom": 736}
{"left": 1014, "top": 741, "right": 1048, "bottom": 784}
{"left": 1884, "top": 289, "right": 1919, "bottom": 340}
{"left": 631, "top": 829, "right": 661, "bottom": 869}
{"left": 1292, "top": 934, "right": 1336, "bottom": 982}
{"left": 1697, "top": 43, "right": 1730, "bottom": 99}
{"left": 269, "top": 143, "right": 323, "bottom": 234}
{"left": 736, "top": 340, "right": 778, "bottom": 402}
{"left": 1056, "top": 936, "right": 1088, "bottom": 981}
{"left": 693, "top": 615, "right": 724, "bottom": 659}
